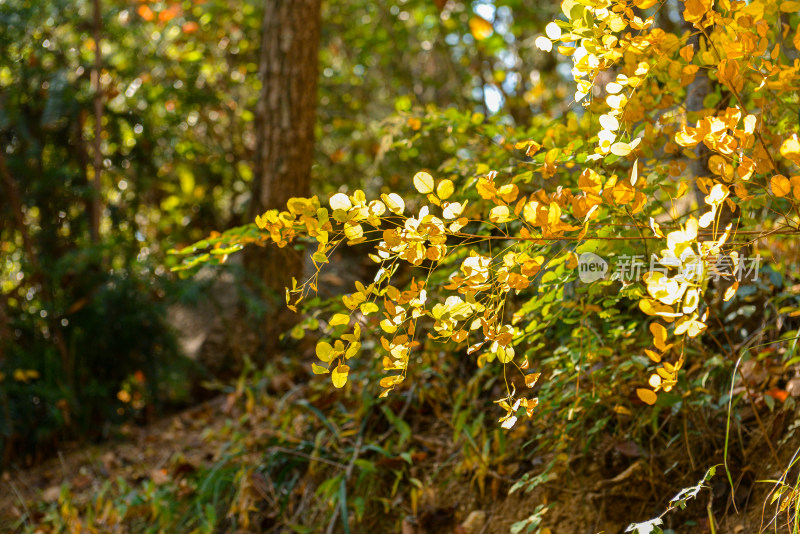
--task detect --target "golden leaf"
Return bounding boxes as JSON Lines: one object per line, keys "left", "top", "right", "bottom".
{"left": 437, "top": 179, "right": 454, "bottom": 200}
{"left": 413, "top": 171, "right": 435, "bottom": 194}
{"left": 636, "top": 388, "right": 658, "bottom": 405}
{"left": 381, "top": 193, "right": 405, "bottom": 214}
{"left": 723, "top": 281, "right": 738, "bottom": 302}
{"left": 490, "top": 205, "right": 513, "bottom": 223}
{"left": 547, "top": 202, "right": 561, "bottom": 227}
{"left": 780, "top": 136, "right": 800, "bottom": 165}
{"left": 316, "top": 341, "right": 335, "bottom": 362}
{"left": 610, "top": 142, "right": 632, "bottom": 156}
{"left": 600, "top": 114, "right": 620, "bottom": 132}
{"left": 645, "top": 349, "right": 662, "bottom": 363}
{"left": 469, "top": 16, "right": 493, "bottom": 41}
{"left": 771, "top": 175, "right": 791, "bottom": 197}
{"left": 525, "top": 372, "right": 541, "bottom": 388}
{"left": 578, "top": 168, "right": 602, "bottom": 195}
{"left": 497, "top": 346, "right": 515, "bottom": 363}
{"left": 497, "top": 184, "right": 519, "bottom": 203}
{"left": 312, "top": 363, "right": 329, "bottom": 375}
{"left": 329, "top": 314, "right": 350, "bottom": 326}
{"left": 329, "top": 193, "right": 352, "bottom": 211}
{"left": 650, "top": 322, "right": 668, "bottom": 351}
{"left": 331, "top": 364, "right": 349, "bottom": 388}
{"left": 649, "top": 374, "right": 662, "bottom": 388}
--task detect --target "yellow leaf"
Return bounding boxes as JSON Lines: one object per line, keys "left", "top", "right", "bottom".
{"left": 610, "top": 142, "right": 632, "bottom": 156}
{"left": 771, "top": 175, "right": 791, "bottom": 197}
{"left": 344, "top": 223, "right": 364, "bottom": 241}
{"left": 497, "top": 346, "right": 514, "bottom": 363}
{"left": 443, "top": 201, "right": 464, "bottom": 219}
{"left": 360, "top": 302, "right": 379, "bottom": 315}
{"left": 525, "top": 142, "right": 542, "bottom": 157}
{"left": 380, "top": 375, "right": 403, "bottom": 388}
{"left": 683, "top": 0, "right": 710, "bottom": 24}
{"left": 649, "top": 217, "right": 664, "bottom": 238}
{"left": 650, "top": 322, "right": 668, "bottom": 351}
{"left": 523, "top": 201, "right": 540, "bottom": 223}
{"left": 381, "top": 193, "right": 405, "bottom": 214}
{"left": 645, "top": 349, "right": 662, "bottom": 363}
{"left": 490, "top": 205, "right": 513, "bottom": 223}
{"left": 312, "top": 363, "right": 329, "bottom": 375}
{"left": 329, "top": 193, "right": 352, "bottom": 211}
{"left": 599, "top": 114, "right": 620, "bottom": 131}
{"left": 525, "top": 372, "right": 541, "bottom": 388}
{"left": 680, "top": 44, "right": 694, "bottom": 62}
{"left": 578, "top": 169, "right": 602, "bottom": 194}
{"left": 316, "top": 341, "right": 335, "bottom": 362}
{"left": 630, "top": 159, "right": 639, "bottom": 186}
{"left": 649, "top": 374, "right": 662, "bottom": 388}
{"left": 329, "top": 313, "right": 350, "bottom": 326}
{"left": 606, "top": 94, "right": 627, "bottom": 109}
{"left": 469, "top": 16, "right": 493, "bottom": 40}
{"left": 345, "top": 342, "right": 361, "bottom": 359}
{"left": 723, "top": 281, "right": 738, "bottom": 302}
{"left": 561, "top": 0, "right": 578, "bottom": 18}
{"left": 497, "top": 183, "right": 519, "bottom": 203}
{"left": 437, "top": 179, "right": 454, "bottom": 200}
{"left": 547, "top": 202, "right": 561, "bottom": 227}
{"left": 332, "top": 364, "right": 349, "bottom": 388}
{"left": 380, "top": 319, "right": 398, "bottom": 333}
{"left": 636, "top": 388, "right": 658, "bottom": 405}
{"left": 781, "top": 0, "right": 800, "bottom": 11}
{"left": 413, "top": 171, "right": 435, "bottom": 194}
{"left": 781, "top": 136, "right": 800, "bottom": 165}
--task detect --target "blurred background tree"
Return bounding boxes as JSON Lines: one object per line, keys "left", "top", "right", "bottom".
{"left": 0, "top": 0, "right": 571, "bottom": 464}
{"left": 245, "top": 0, "right": 320, "bottom": 348}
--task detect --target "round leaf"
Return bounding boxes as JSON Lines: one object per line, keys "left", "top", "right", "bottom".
{"left": 316, "top": 341, "right": 334, "bottom": 362}
{"left": 332, "top": 364, "right": 349, "bottom": 388}
{"left": 636, "top": 388, "right": 658, "bottom": 405}
{"left": 413, "top": 171, "right": 435, "bottom": 194}
{"left": 437, "top": 179, "right": 455, "bottom": 199}
{"left": 329, "top": 193, "right": 351, "bottom": 211}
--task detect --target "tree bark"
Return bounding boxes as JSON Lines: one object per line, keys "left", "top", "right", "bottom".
{"left": 247, "top": 0, "right": 322, "bottom": 348}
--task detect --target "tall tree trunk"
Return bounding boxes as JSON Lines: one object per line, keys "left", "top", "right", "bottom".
{"left": 247, "top": 0, "right": 322, "bottom": 349}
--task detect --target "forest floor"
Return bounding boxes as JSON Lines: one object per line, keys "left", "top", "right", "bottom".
{"left": 2, "top": 370, "right": 799, "bottom": 534}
